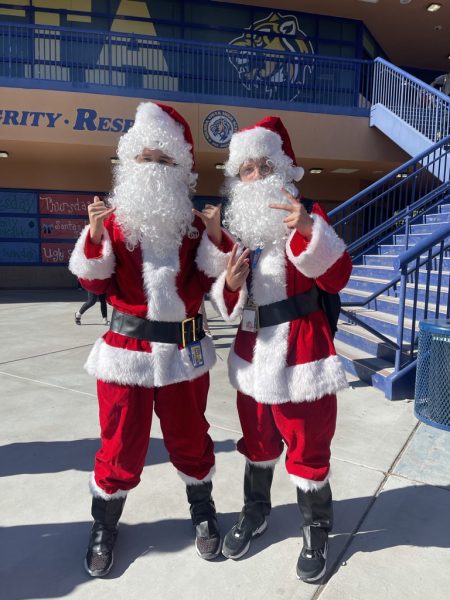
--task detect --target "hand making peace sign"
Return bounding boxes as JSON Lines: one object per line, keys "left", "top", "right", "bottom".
{"left": 269, "top": 188, "right": 313, "bottom": 240}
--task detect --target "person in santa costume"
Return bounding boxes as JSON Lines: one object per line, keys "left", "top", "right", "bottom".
{"left": 209, "top": 116, "right": 352, "bottom": 582}
{"left": 69, "top": 101, "right": 233, "bottom": 576}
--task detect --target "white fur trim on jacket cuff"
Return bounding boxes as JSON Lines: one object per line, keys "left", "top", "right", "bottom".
{"left": 209, "top": 270, "right": 248, "bottom": 322}
{"left": 89, "top": 472, "right": 128, "bottom": 500}
{"left": 290, "top": 473, "right": 330, "bottom": 493}
{"left": 177, "top": 465, "right": 216, "bottom": 485}
{"left": 195, "top": 230, "right": 231, "bottom": 278}
{"left": 286, "top": 214, "right": 346, "bottom": 279}
{"left": 68, "top": 225, "right": 115, "bottom": 281}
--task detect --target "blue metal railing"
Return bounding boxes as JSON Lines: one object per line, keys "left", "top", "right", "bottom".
{"left": 330, "top": 136, "right": 450, "bottom": 258}
{"left": 373, "top": 57, "right": 450, "bottom": 143}
{"left": 0, "top": 22, "right": 374, "bottom": 113}
{"left": 393, "top": 222, "right": 450, "bottom": 370}
{"left": 329, "top": 137, "right": 450, "bottom": 377}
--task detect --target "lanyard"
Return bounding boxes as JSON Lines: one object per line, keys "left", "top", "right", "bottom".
{"left": 247, "top": 247, "right": 262, "bottom": 300}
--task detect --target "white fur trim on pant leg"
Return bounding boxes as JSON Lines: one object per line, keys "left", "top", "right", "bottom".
{"left": 177, "top": 465, "right": 216, "bottom": 485}
{"left": 68, "top": 225, "right": 115, "bottom": 280}
{"left": 290, "top": 473, "right": 330, "bottom": 493}
{"left": 89, "top": 472, "right": 129, "bottom": 500}
{"left": 286, "top": 215, "right": 346, "bottom": 279}
{"left": 209, "top": 270, "right": 248, "bottom": 321}
{"left": 195, "top": 230, "right": 231, "bottom": 278}
{"left": 246, "top": 456, "right": 280, "bottom": 469}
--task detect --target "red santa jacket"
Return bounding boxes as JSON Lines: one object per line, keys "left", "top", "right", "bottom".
{"left": 210, "top": 203, "right": 352, "bottom": 404}
{"left": 69, "top": 214, "right": 232, "bottom": 388}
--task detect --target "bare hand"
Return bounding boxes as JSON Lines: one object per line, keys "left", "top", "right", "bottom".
{"left": 88, "top": 196, "right": 115, "bottom": 244}
{"left": 225, "top": 244, "right": 250, "bottom": 292}
{"left": 269, "top": 189, "right": 313, "bottom": 239}
{"left": 192, "top": 203, "right": 222, "bottom": 246}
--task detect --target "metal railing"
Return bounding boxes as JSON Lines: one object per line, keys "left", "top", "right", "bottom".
{"left": 373, "top": 57, "right": 450, "bottom": 143}
{"left": 0, "top": 22, "right": 374, "bottom": 113}
{"left": 329, "top": 137, "right": 450, "bottom": 376}
{"left": 330, "top": 136, "right": 450, "bottom": 259}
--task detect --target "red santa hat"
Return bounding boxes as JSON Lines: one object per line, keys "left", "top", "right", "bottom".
{"left": 224, "top": 116, "right": 304, "bottom": 181}
{"left": 117, "top": 102, "right": 195, "bottom": 172}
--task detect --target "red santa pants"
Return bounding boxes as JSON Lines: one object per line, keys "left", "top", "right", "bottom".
{"left": 236, "top": 392, "right": 337, "bottom": 483}
{"left": 94, "top": 373, "right": 214, "bottom": 495}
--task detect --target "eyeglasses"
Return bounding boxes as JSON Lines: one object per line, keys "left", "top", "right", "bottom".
{"left": 239, "top": 159, "right": 274, "bottom": 179}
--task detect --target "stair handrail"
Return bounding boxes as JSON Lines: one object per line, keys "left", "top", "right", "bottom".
{"left": 342, "top": 219, "right": 450, "bottom": 308}
{"left": 374, "top": 57, "right": 450, "bottom": 107}
{"left": 329, "top": 136, "right": 450, "bottom": 258}
{"left": 330, "top": 136, "right": 450, "bottom": 224}
{"left": 342, "top": 221, "right": 450, "bottom": 370}
{"left": 347, "top": 182, "right": 449, "bottom": 254}
{"left": 373, "top": 57, "right": 450, "bottom": 143}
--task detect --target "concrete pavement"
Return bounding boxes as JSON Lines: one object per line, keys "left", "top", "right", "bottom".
{"left": 0, "top": 289, "right": 449, "bottom": 600}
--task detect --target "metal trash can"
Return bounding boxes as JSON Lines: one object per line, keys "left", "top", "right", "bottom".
{"left": 414, "top": 319, "right": 450, "bottom": 431}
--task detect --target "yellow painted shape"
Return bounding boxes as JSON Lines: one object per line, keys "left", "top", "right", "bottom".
{"left": 0, "top": 8, "right": 26, "bottom": 17}
{"left": 111, "top": 0, "right": 156, "bottom": 35}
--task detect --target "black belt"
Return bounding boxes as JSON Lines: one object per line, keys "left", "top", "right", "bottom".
{"left": 257, "top": 287, "right": 320, "bottom": 328}
{"left": 109, "top": 309, "right": 205, "bottom": 347}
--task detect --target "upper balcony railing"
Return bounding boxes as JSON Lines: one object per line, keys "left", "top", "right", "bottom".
{"left": 373, "top": 57, "right": 450, "bottom": 143}
{"left": 0, "top": 22, "right": 374, "bottom": 115}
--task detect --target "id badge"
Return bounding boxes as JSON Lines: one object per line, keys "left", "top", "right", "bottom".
{"left": 188, "top": 341, "right": 204, "bottom": 368}
{"left": 241, "top": 302, "right": 259, "bottom": 333}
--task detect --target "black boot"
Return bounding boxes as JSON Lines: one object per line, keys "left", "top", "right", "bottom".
{"left": 296, "top": 483, "right": 333, "bottom": 583}
{"left": 84, "top": 495, "right": 126, "bottom": 577}
{"left": 222, "top": 462, "right": 274, "bottom": 560}
{"left": 186, "top": 481, "right": 221, "bottom": 560}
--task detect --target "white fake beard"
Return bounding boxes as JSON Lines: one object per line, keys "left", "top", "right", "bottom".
{"left": 110, "top": 161, "right": 194, "bottom": 255}
{"left": 224, "top": 174, "right": 294, "bottom": 250}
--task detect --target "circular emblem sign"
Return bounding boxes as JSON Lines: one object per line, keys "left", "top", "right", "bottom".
{"left": 203, "top": 110, "right": 238, "bottom": 149}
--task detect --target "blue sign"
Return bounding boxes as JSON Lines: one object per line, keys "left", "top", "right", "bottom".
{"left": 0, "top": 241, "right": 39, "bottom": 264}
{"left": 203, "top": 110, "right": 238, "bottom": 148}
{"left": 0, "top": 217, "right": 38, "bottom": 239}
{"left": 0, "top": 191, "right": 37, "bottom": 214}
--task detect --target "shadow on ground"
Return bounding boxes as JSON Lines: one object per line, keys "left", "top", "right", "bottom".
{"left": 2, "top": 485, "right": 449, "bottom": 600}
{"left": 0, "top": 438, "right": 236, "bottom": 477}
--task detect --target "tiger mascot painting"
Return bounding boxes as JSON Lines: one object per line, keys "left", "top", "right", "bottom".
{"left": 228, "top": 12, "right": 314, "bottom": 101}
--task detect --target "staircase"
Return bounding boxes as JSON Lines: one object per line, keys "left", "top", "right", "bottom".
{"left": 329, "top": 137, "right": 450, "bottom": 400}
{"left": 335, "top": 198, "right": 450, "bottom": 399}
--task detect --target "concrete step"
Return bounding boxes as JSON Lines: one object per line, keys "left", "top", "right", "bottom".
{"left": 363, "top": 254, "right": 450, "bottom": 270}
{"left": 335, "top": 338, "right": 394, "bottom": 384}
{"left": 425, "top": 212, "right": 450, "bottom": 224}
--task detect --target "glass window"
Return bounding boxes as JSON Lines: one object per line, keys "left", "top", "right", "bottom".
{"left": 184, "top": 3, "right": 243, "bottom": 29}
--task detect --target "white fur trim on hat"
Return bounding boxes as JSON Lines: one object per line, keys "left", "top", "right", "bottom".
{"left": 68, "top": 225, "right": 115, "bottom": 281}
{"left": 225, "top": 127, "right": 304, "bottom": 182}
{"left": 195, "top": 230, "right": 231, "bottom": 278}
{"left": 117, "top": 102, "right": 194, "bottom": 172}
{"left": 177, "top": 465, "right": 215, "bottom": 485}
{"left": 286, "top": 214, "right": 347, "bottom": 279}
